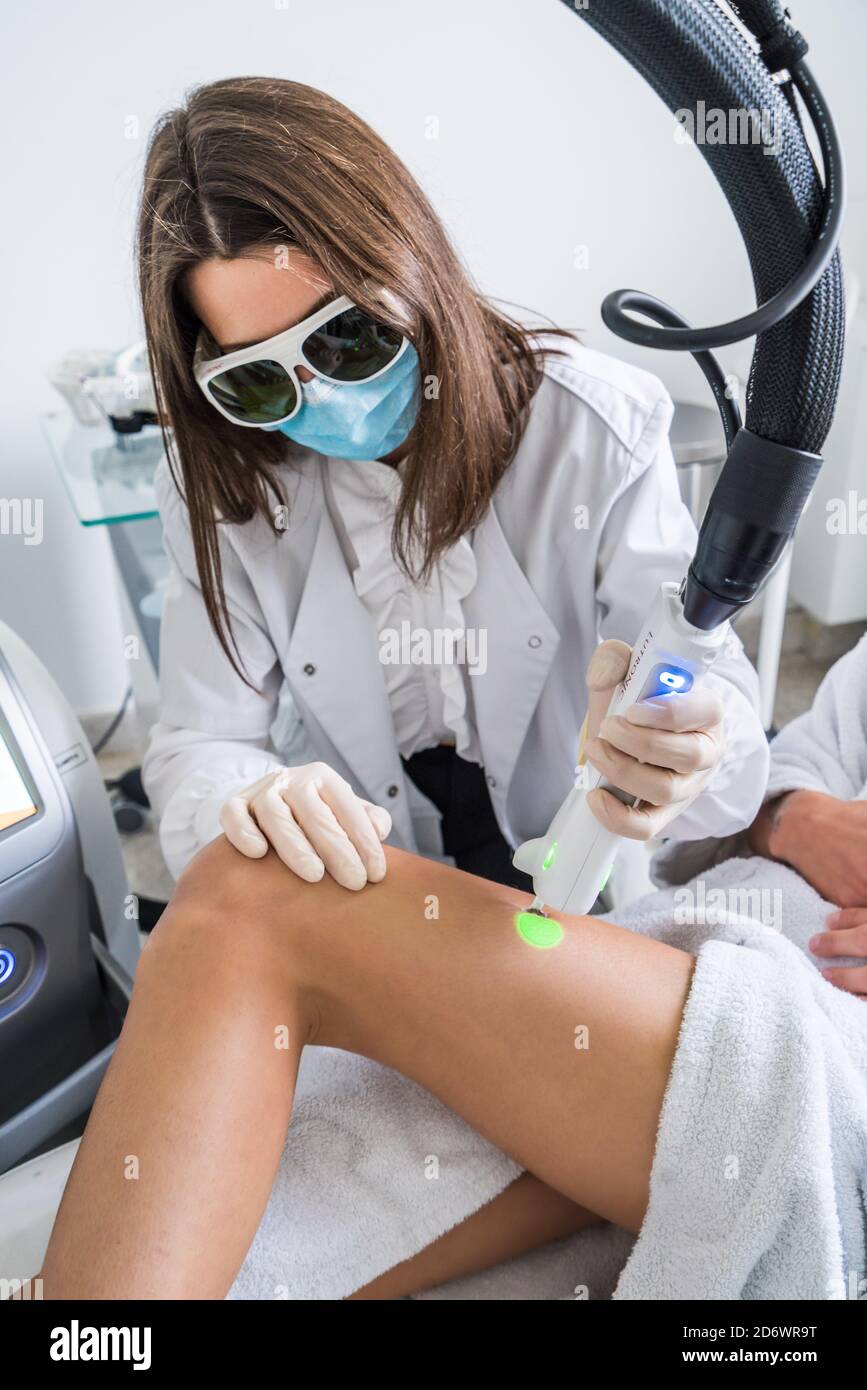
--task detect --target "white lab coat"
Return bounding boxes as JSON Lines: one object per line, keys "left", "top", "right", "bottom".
{"left": 142, "top": 335, "right": 769, "bottom": 887}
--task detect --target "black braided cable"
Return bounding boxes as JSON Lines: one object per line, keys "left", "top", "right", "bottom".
{"left": 560, "top": 0, "right": 845, "bottom": 454}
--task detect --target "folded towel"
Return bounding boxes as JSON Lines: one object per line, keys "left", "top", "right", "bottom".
{"left": 613, "top": 872, "right": 867, "bottom": 1299}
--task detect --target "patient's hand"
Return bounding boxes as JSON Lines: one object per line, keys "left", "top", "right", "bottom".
{"left": 750, "top": 790, "right": 867, "bottom": 910}
{"left": 809, "top": 907, "right": 867, "bottom": 999}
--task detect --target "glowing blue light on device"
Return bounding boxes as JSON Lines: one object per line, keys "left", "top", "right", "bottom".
{"left": 0, "top": 949, "right": 15, "bottom": 986}
{"left": 641, "top": 663, "right": 694, "bottom": 700}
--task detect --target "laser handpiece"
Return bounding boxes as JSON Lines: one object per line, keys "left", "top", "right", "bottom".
{"left": 513, "top": 582, "right": 729, "bottom": 917}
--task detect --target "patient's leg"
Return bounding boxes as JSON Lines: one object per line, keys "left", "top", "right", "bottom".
{"left": 39, "top": 838, "right": 693, "bottom": 1299}
{"left": 348, "top": 1171, "right": 597, "bottom": 1299}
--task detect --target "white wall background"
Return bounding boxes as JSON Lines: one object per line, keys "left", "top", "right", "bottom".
{"left": 1, "top": 0, "right": 865, "bottom": 714}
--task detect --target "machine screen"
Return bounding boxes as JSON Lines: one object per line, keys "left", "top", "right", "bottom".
{"left": 0, "top": 727, "right": 38, "bottom": 832}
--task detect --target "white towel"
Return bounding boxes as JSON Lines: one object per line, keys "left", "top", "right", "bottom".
{"left": 608, "top": 859, "right": 867, "bottom": 1299}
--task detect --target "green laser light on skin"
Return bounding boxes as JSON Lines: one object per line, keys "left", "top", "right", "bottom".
{"left": 514, "top": 911, "right": 564, "bottom": 950}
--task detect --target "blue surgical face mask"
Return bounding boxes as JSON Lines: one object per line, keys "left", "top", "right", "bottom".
{"left": 272, "top": 343, "right": 420, "bottom": 461}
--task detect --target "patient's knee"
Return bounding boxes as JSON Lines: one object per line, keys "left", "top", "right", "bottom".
{"left": 142, "top": 835, "right": 309, "bottom": 979}
{"left": 134, "top": 836, "right": 321, "bottom": 1044}
{"left": 168, "top": 833, "right": 261, "bottom": 920}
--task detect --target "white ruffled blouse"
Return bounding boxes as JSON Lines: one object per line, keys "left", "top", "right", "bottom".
{"left": 327, "top": 456, "right": 482, "bottom": 764}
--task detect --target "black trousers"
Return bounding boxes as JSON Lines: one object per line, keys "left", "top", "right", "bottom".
{"left": 401, "top": 744, "right": 533, "bottom": 892}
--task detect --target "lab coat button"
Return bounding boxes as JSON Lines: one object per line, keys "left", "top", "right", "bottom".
{"left": 528, "top": 635, "right": 542, "bottom": 648}
{"left": 303, "top": 662, "right": 316, "bottom": 675}
{"left": 387, "top": 784, "right": 399, "bottom": 798}
{"left": 487, "top": 774, "right": 497, "bottom": 788}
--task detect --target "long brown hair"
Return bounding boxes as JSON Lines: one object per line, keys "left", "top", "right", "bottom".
{"left": 137, "top": 76, "right": 575, "bottom": 685}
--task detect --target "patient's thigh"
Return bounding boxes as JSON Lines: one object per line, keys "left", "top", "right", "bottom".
{"left": 189, "top": 838, "right": 694, "bottom": 1232}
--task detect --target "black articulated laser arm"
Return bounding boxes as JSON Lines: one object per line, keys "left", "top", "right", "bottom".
{"left": 565, "top": 0, "right": 846, "bottom": 627}
{"left": 513, "top": 0, "right": 846, "bottom": 918}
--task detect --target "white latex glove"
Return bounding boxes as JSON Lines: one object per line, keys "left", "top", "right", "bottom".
{"left": 219, "top": 762, "right": 392, "bottom": 890}
{"left": 581, "top": 639, "right": 727, "bottom": 841}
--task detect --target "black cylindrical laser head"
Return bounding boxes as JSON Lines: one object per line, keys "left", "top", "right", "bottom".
{"left": 682, "top": 427, "right": 822, "bottom": 630}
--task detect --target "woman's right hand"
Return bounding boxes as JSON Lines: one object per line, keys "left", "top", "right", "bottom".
{"left": 219, "top": 762, "right": 392, "bottom": 890}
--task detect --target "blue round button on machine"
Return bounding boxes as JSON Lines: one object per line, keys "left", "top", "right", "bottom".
{"left": 0, "top": 928, "right": 36, "bottom": 1002}
{"left": 0, "top": 948, "right": 15, "bottom": 986}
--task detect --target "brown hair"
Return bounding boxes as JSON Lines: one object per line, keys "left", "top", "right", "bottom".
{"left": 137, "top": 76, "right": 575, "bottom": 684}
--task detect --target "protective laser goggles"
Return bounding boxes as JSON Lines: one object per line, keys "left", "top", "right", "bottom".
{"left": 193, "top": 294, "right": 409, "bottom": 428}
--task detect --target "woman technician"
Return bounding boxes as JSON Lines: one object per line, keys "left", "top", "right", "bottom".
{"left": 139, "top": 76, "right": 767, "bottom": 898}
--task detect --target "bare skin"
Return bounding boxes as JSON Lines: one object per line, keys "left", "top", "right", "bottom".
{"left": 37, "top": 837, "right": 694, "bottom": 1300}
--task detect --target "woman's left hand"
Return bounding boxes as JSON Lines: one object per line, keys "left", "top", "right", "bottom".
{"left": 581, "top": 638, "right": 727, "bottom": 841}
